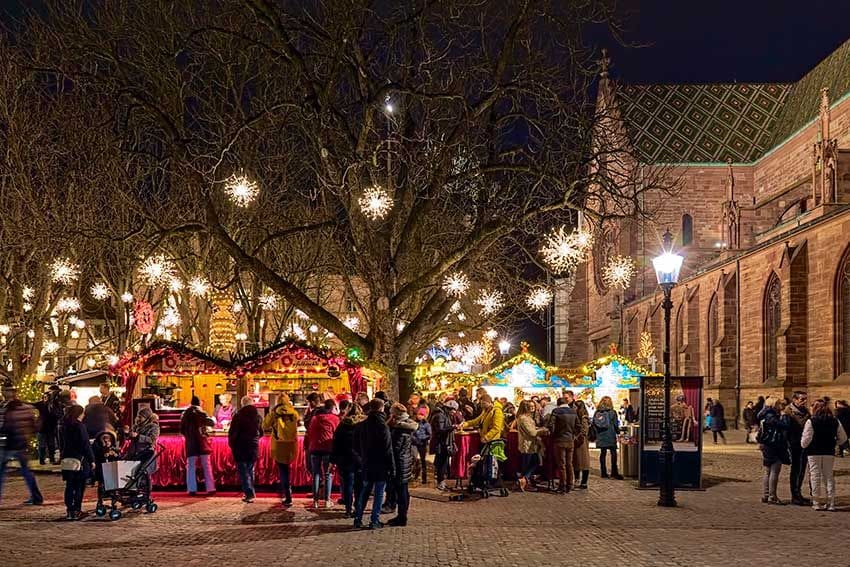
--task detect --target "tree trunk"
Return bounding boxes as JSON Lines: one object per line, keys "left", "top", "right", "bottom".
{"left": 369, "top": 300, "right": 400, "bottom": 401}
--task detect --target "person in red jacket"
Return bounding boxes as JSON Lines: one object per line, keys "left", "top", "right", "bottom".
{"left": 305, "top": 399, "right": 340, "bottom": 508}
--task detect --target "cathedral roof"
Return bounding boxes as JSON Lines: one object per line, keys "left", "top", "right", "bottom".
{"left": 615, "top": 37, "right": 850, "bottom": 164}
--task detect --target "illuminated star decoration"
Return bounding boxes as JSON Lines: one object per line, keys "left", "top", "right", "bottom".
{"left": 602, "top": 255, "right": 637, "bottom": 290}
{"left": 188, "top": 276, "right": 210, "bottom": 297}
{"left": 50, "top": 258, "right": 80, "bottom": 285}
{"left": 43, "top": 340, "right": 60, "bottom": 355}
{"left": 526, "top": 287, "right": 554, "bottom": 311}
{"left": 539, "top": 226, "right": 594, "bottom": 273}
{"left": 56, "top": 297, "right": 81, "bottom": 314}
{"left": 161, "top": 307, "right": 181, "bottom": 328}
{"left": 138, "top": 254, "right": 176, "bottom": 287}
{"left": 90, "top": 282, "right": 110, "bottom": 301}
{"left": 224, "top": 174, "right": 259, "bottom": 207}
{"left": 342, "top": 315, "right": 361, "bottom": 331}
{"left": 442, "top": 272, "right": 470, "bottom": 298}
{"left": 120, "top": 292, "right": 134, "bottom": 304}
{"left": 484, "top": 329, "right": 499, "bottom": 341}
{"left": 475, "top": 289, "right": 504, "bottom": 317}
{"left": 169, "top": 277, "right": 184, "bottom": 293}
{"left": 358, "top": 185, "right": 393, "bottom": 220}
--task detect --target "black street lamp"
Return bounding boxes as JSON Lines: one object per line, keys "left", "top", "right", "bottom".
{"left": 652, "top": 229, "right": 684, "bottom": 508}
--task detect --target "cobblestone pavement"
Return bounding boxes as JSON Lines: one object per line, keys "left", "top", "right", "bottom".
{"left": 2, "top": 433, "right": 850, "bottom": 567}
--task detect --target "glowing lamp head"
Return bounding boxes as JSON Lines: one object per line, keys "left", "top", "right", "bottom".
{"left": 653, "top": 230, "right": 684, "bottom": 286}
{"left": 498, "top": 340, "right": 511, "bottom": 356}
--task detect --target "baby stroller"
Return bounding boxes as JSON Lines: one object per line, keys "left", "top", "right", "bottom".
{"left": 95, "top": 444, "right": 163, "bottom": 520}
{"left": 460, "top": 440, "right": 509, "bottom": 500}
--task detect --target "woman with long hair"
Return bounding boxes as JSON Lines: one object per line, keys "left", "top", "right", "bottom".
{"left": 801, "top": 399, "right": 848, "bottom": 511}
{"left": 515, "top": 400, "right": 548, "bottom": 491}
{"left": 594, "top": 396, "right": 622, "bottom": 480}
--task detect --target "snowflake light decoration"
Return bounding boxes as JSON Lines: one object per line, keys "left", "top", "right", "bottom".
{"left": 188, "top": 276, "right": 210, "bottom": 297}
{"left": 450, "top": 301, "right": 462, "bottom": 313}
{"left": 43, "top": 340, "right": 60, "bottom": 355}
{"left": 358, "top": 185, "right": 393, "bottom": 220}
{"left": 90, "top": 282, "right": 110, "bottom": 301}
{"left": 342, "top": 315, "right": 361, "bottom": 331}
{"left": 462, "top": 342, "right": 485, "bottom": 365}
{"left": 22, "top": 287, "right": 34, "bottom": 301}
{"left": 169, "top": 277, "right": 184, "bottom": 293}
{"left": 138, "top": 254, "right": 176, "bottom": 287}
{"left": 602, "top": 255, "right": 637, "bottom": 290}
{"left": 526, "top": 287, "right": 554, "bottom": 311}
{"left": 484, "top": 329, "right": 499, "bottom": 341}
{"left": 120, "top": 292, "right": 134, "bottom": 304}
{"left": 161, "top": 307, "right": 181, "bottom": 328}
{"left": 442, "top": 272, "right": 470, "bottom": 298}
{"left": 539, "top": 226, "right": 594, "bottom": 273}
{"left": 475, "top": 289, "right": 504, "bottom": 317}
{"left": 224, "top": 174, "right": 260, "bottom": 207}
{"left": 50, "top": 258, "right": 80, "bottom": 285}
{"left": 259, "top": 293, "right": 278, "bottom": 311}
{"left": 56, "top": 297, "right": 81, "bottom": 314}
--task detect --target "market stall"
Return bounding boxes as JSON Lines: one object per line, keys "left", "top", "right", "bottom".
{"left": 478, "top": 343, "right": 580, "bottom": 402}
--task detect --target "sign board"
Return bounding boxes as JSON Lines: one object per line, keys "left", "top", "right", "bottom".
{"left": 638, "top": 376, "right": 703, "bottom": 490}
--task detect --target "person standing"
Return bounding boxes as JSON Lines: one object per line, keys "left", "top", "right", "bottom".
{"left": 228, "top": 396, "right": 263, "bottom": 503}
{"left": 516, "top": 400, "right": 548, "bottom": 492}
{"left": 125, "top": 407, "right": 160, "bottom": 475}
{"left": 213, "top": 393, "right": 234, "bottom": 429}
{"left": 572, "top": 399, "right": 592, "bottom": 489}
{"left": 411, "top": 407, "right": 432, "bottom": 484}
{"left": 332, "top": 400, "right": 365, "bottom": 517}
{"left": 743, "top": 401, "right": 756, "bottom": 443}
{"left": 83, "top": 397, "right": 118, "bottom": 440}
{"left": 430, "top": 400, "right": 457, "bottom": 491}
{"left": 353, "top": 399, "right": 395, "bottom": 530}
{"left": 547, "top": 397, "right": 580, "bottom": 493}
{"left": 784, "top": 391, "right": 811, "bottom": 506}
{"left": 594, "top": 396, "right": 622, "bottom": 480}
{"left": 834, "top": 400, "right": 850, "bottom": 457}
{"left": 34, "top": 392, "right": 59, "bottom": 465}
{"left": 801, "top": 399, "right": 847, "bottom": 511}
{"left": 263, "top": 394, "right": 300, "bottom": 506}
{"left": 710, "top": 399, "right": 727, "bottom": 444}
{"left": 305, "top": 399, "right": 339, "bottom": 508}
{"left": 0, "top": 385, "right": 43, "bottom": 506}
{"left": 387, "top": 403, "right": 417, "bottom": 526}
{"left": 99, "top": 382, "right": 122, "bottom": 423}
{"left": 59, "top": 404, "right": 94, "bottom": 520}
{"left": 757, "top": 399, "right": 791, "bottom": 505}
{"left": 460, "top": 394, "right": 504, "bottom": 444}
{"left": 180, "top": 396, "right": 216, "bottom": 496}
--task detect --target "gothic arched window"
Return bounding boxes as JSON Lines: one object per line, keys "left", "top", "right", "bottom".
{"left": 764, "top": 274, "right": 781, "bottom": 382}
{"left": 682, "top": 214, "right": 694, "bottom": 246}
{"left": 707, "top": 294, "right": 718, "bottom": 384}
{"left": 837, "top": 249, "right": 850, "bottom": 375}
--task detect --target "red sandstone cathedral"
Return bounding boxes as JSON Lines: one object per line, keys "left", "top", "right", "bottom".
{"left": 556, "top": 39, "right": 850, "bottom": 418}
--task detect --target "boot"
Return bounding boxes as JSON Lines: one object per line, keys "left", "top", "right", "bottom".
{"left": 578, "top": 470, "right": 589, "bottom": 489}
{"left": 827, "top": 497, "right": 837, "bottom": 512}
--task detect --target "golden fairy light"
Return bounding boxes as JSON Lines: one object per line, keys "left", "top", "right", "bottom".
{"left": 358, "top": 185, "right": 393, "bottom": 220}
{"left": 526, "top": 287, "right": 554, "bottom": 311}
{"left": 90, "top": 282, "right": 110, "bottom": 301}
{"left": 602, "top": 255, "right": 637, "bottom": 290}
{"left": 539, "top": 226, "right": 594, "bottom": 273}
{"left": 56, "top": 297, "right": 81, "bottom": 314}
{"left": 224, "top": 174, "right": 260, "bottom": 207}
{"left": 475, "top": 289, "right": 504, "bottom": 316}
{"left": 188, "top": 276, "right": 210, "bottom": 297}
{"left": 50, "top": 258, "right": 80, "bottom": 285}
{"left": 138, "top": 254, "right": 176, "bottom": 286}
{"left": 442, "top": 272, "right": 470, "bottom": 298}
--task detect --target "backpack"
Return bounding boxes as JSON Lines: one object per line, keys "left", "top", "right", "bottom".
{"left": 593, "top": 410, "right": 611, "bottom": 432}
{"left": 756, "top": 416, "right": 782, "bottom": 447}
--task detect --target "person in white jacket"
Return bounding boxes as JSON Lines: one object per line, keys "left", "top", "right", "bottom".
{"left": 801, "top": 399, "right": 848, "bottom": 511}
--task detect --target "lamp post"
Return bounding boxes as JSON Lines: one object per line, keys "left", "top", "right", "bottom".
{"left": 651, "top": 229, "right": 684, "bottom": 508}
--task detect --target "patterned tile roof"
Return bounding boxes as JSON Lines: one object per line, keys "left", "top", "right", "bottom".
{"left": 617, "top": 83, "right": 791, "bottom": 163}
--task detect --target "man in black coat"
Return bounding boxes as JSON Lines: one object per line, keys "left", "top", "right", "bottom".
{"left": 34, "top": 393, "right": 59, "bottom": 464}
{"left": 835, "top": 400, "right": 850, "bottom": 457}
{"left": 784, "top": 391, "right": 811, "bottom": 506}
{"left": 352, "top": 399, "right": 395, "bottom": 530}
{"left": 228, "top": 396, "right": 263, "bottom": 503}
{"left": 386, "top": 403, "right": 418, "bottom": 527}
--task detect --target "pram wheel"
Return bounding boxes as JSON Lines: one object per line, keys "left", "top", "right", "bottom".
{"left": 131, "top": 501, "right": 143, "bottom": 510}
{"left": 145, "top": 502, "right": 158, "bottom": 513}
{"left": 108, "top": 508, "right": 122, "bottom": 521}
{"left": 95, "top": 504, "right": 107, "bottom": 517}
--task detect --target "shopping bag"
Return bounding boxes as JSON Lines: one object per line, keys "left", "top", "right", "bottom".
{"left": 102, "top": 460, "right": 141, "bottom": 492}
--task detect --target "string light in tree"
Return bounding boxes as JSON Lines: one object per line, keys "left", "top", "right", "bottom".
{"left": 188, "top": 276, "right": 211, "bottom": 297}
{"left": 526, "top": 287, "right": 554, "bottom": 311}
{"left": 539, "top": 226, "right": 594, "bottom": 273}
{"left": 22, "top": 287, "right": 34, "bottom": 301}
{"left": 22, "top": 303, "right": 32, "bottom": 312}
{"left": 358, "top": 185, "right": 393, "bottom": 220}
{"left": 56, "top": 297, "right": 81, "bottom": 314}
{"left": 50, "top": 258, "right": 80, "bottom": 285}
{"left": 224, "top": 174, "right": 259, "bottom": 207}
{"left": 26, "top": 329, "right": 35, "bottom": 339}
{"left": 442, "top": 272, "right": 470, "bottom": 298}
{"left": 0, "top": 325, "right": 8, "bottom": 335}
{"left": 90, "top": 282, "right": 110, "bottom": 301}
{"left": 396, "top": 321, "right": 406, "bottom": 333}
{"left": 450, "top": 301, "right": 462, "bottom": 313}
{"left": 121, "top": 292, "right": 134, "bottom": 304}
{"left": 138, "top": 254, "right": 176, "bottom": 286}
{"left": 602, "top": 255, "right": 637, "bottom": 290}
{"left": 475, "top": 289, "right": 504, "bottom": 317}
{"left": 484, "top": 329, "right": 499, "bottom": 341}
{"left": 161, "top": 307, "right": 181, "bottom": 328}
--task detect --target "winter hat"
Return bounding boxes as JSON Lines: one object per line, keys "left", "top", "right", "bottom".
{"left": 417, "top": 407, "right": 429, "bottom": 418}
{"left": 444, "top": 400, "right": 459, "bottom": 410}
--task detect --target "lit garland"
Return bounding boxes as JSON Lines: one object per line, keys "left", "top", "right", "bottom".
{"left": 224, "top": 174, "right": 259, "bottom": 207}
{"left": 602, "top": 255, "right": 636, "bottom": 290}
{"left": 526, "top": 287, "right": 553, "bottom": 311}
{"left": 539, "top": 226, "right": 594, "bottom": 273}
{"left": 50, "top": 258, "right": 80, "bottom": 285}
{"left": 90, "top": 282, "right": 110, "bottom": 301}
{"left": 442, "top": 272, "right": 470, "bottom": 298}
{"left": 188, "top": 276, "right": 210, "bottom": 297}
{"left": 138, "top": 254, "right": 176, "bottom": 287}
{"left": 358, "top": 185, "right": 393, "bottom": 220}
{"left": 56, "top": 297, "right": 81, "bottom": 314}
{"left": 475, "top": 289, "right": 504, "bottom": 316}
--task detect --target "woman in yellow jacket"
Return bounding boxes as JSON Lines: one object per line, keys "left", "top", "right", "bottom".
{"left": 263, "top": 394, "right": 300, "bottom": 506}
{"left": 461, "top": 395, "right": 504, "bottom": 443}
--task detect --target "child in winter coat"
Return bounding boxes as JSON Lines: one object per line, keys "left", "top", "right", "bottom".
{"left": 92, "top": 428, "right": 120, "bottom": 509}
{"left": 411, "top": 408, "right": 432, "bottom": 484}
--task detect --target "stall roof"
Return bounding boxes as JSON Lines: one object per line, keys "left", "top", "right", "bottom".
{"left": 110, "top": 341, "right": 233, "bottom": 376}
{"left": 56, "top": 369, "right": 110, "bottom": 387}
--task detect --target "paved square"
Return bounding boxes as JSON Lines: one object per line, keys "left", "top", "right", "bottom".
{"left": 1, "top": 434, "right": 848, "bottom": 567}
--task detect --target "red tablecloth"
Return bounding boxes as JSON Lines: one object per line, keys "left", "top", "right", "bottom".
{"left": 450, "top": 431, "right": 558, "bottom": 480}
{"left": 152, "top": 435, "right": 317, "bottom": 488}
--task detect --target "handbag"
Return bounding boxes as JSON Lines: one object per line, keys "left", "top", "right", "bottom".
{"left": 61, "top": 457, "right": 82, "bottom": 472}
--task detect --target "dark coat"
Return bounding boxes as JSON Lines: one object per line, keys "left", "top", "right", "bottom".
{"left": 547, "top": 405, "right": 581, "bottom": 446}
{"left": 0, "top": 400, "right": 37, "bottom": 451}
{"left": 83, "top": 403, "right": 118, "bottom": 440}
{"left": 228, "top": 405, "right": 263, "bottom": 463}
{"left": 743, "top": 407, "right": 756, "bottom": 428}
{"left": 180, "top": 406, "right": 215, "bottom": 457}
{"left": 757, "top": 408, "right": 791, "bottom": 466}
{"left": 34, "top": 400, "right": 58, "bottom": 434}
{"left": 101, "top": 392, "right": 122, "bottom": 421}
{"left": 60, "top": 418, "right": 95, "bottom": 481}
{"left": 356, "top": 411, "right": 395, "bottom": 482}
{"left": 835, "top": 407, "right": 850, "bottom": 439}
{"left": 429, "top": 406, "right": 455, "bottom": 455}
{"left": 390, "top": 413, "right": 418, "bottom": 483}
{"left": 709, "top": 402, "right": 726, "bottom": 432}
{"left": 331, "top": 416, "right": 362, "bottom": 471}
{"left": 783, "top": 403, "right": 809, "bottom": 446}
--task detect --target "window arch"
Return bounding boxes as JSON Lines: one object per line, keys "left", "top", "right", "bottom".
{"left": 707, "top": 293, "right": 718, "bottom": 384}
{"left": 837, "top": 248, "right": 850, "bottom": 375}
{"left": 764, "top": 274, "right": 781, "bottom": 382}
{"left": 682, "top": 214, "right": 694, "bottom": 246}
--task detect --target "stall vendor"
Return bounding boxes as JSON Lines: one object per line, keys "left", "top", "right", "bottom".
{"left": 214, "top": 393, "right": 235, "bottom": 429}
